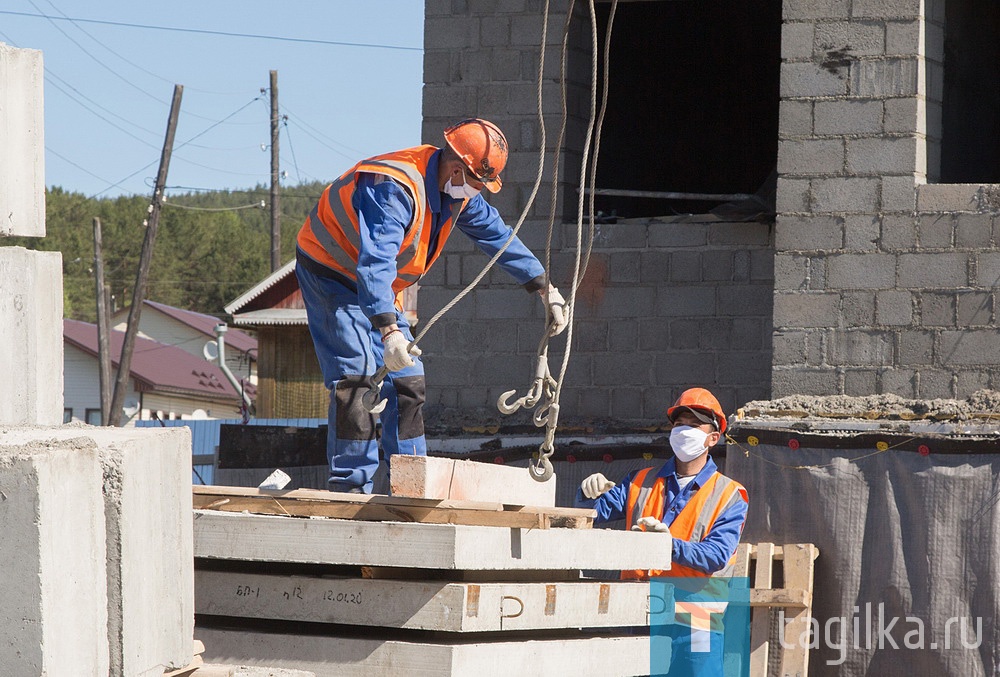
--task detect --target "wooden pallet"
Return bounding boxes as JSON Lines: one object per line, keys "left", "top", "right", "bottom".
{"left": 192, "top": 485, "right": 594, "bottom": 530}
{"left": 733, "top": 543, "right": 819, "bottom": 677}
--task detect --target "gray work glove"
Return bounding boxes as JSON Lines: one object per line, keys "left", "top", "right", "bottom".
{"left": 541, "top": 284, "right": 568, "bottom": 336}
{"left": 382, "top": 330, "right": 422, "bottom": 372}
{"left": 581, "top": 472, "right": 615, "bottom": 499}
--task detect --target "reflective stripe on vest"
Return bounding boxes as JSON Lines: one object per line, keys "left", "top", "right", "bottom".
{"left": 296, "top": 145, "right": 463, "bottom": 296}
{"left": 622, "top": 468, "right": 745, "bottom": 580}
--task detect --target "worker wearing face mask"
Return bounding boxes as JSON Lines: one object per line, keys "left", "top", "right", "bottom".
{"left": 575, "top": 387, "right": 748, "bottom": 579}
{"left": 296, "top": 118, "right": 567, "bottom": 494}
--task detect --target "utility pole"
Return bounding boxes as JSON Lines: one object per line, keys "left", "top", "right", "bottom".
{"left": 108, "top": 84, "right": 183, "bottom": 427}
{"left": 92, "top": 216, "right": 112, "bottom": 425}
{"left": 269, "top": 69, "right": 281, "bottom": 272}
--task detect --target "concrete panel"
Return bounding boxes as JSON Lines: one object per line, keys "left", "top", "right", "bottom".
{"left": 197, "top": 628, "right": 650, "bottom": 677}
{"left": 0, "top": 247, "right": 63, "bottom": 425}
{"left": 193, "top": 511, "right": 673, "bottom": 571}
{"left": 195, "top": 571, "right": 651, "bottom": 631}
{"left": 388, "top": 455, "right": 555, "bottom": 506}
{"left": 2, "top": 425, "right": 194, "bottom": 676}
{"left": 0, "top": 433, "right": 109, "bottom": 676}
{"left": 0, "top": 44, "right": 45, "bottom": 237}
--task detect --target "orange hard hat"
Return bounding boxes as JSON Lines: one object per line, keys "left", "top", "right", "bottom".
{"left": 667, "top": 387, "right": 727, "bottom": 434}
{"left": 443, "top": 118, "right": 508, "bottom": 193}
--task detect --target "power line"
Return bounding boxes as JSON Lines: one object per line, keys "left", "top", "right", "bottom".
{"left": 162, "top": 200, "right": 266, "bottom": 212}
{"left": 0, "top": 10, "right": 422, "bottom": 52}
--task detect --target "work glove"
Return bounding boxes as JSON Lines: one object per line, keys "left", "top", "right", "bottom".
{"left": 541, "top": 284, "right": 568, "bottom": 336}
{"left": 382, "top": 330, "right": 422, "bottom": 372}
{"left": 631, "top": 516, "right": 671, "bottom": 533}
{"left": 581, "top": 472, "right": 615, "bottom": 499}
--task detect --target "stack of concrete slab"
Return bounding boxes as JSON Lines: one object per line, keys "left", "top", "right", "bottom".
{"left": 192, "top": 456, "right": 670, "bottom": 677}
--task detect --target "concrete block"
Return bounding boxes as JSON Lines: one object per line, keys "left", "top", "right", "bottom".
{"left": 778, "top": 139, "right": 844, "bottom": 175}
{"left": 732, "top": 317, "right": 766, "bottom": 351}
{"left": 0, "top": 432, "right": 108, "bottom": 675}
{"left": 698, "top": 318, "right": 734, "bottom": 351}
{"left": 884, "top": 97, "right": 924, "bottom": 134}
{"left": 750, "top": 249, "right": 775, "bottom": 281}
{"left": 850, "top": 58, "right": 919, "bottom": 97}
{"left": 389, "top": 455, "right": 555, "bottom": 506}
{"left": 772, "top": 330, "right": 809, "bottom": 365}
{"left": 919, "top": 292, "right": 955, "bottom": 327}
{"left": 422, "top": 85, "right": 477, "bottom": 118}
{"left": 424, "top": 16, "right": 480, "bottom": 50}
{"left": 956, "top": 291, "right": 993, "bottom": 326}
{"left": 608, "top": 251, "right": 640, "bottom": 284}
{"left": 647, "top": 222, "right": 708, "bottom": 248}
{"left": 876, "top": 290, "right": 913, "bottom": 325}
{"left": 718, "top": 352, "right": 773, "bottom": 386}
{"left": 774, "top": 254, "right": 810, "bottom": 290}
{"left": 779, "top": 100, "right": 814, "bottom": 136}
{"left": 589, "top": 287, "right": 657, "bottom": 319}
{"left": 639, "top": 251, "right": 671, "bottom": 283}
{"left": 608, "top": 321, "right": 637, "bottom": 352}
{"left": 814, "top": 99, "right": 883, "bottom": 135}
{"left": 665, "top": 319, "right": 699, "bottom": 350}
{"left": 782, "top": 22, "right": 816, "bottom": 59}
{"left": 707, "top": 223, "right": 771, "bottom": 246}
{"left": 842, "top": 290, "right": 876, "bottom": 325}
{"left": 880, "top": 368, "right": 917, "bottom": 396}
{"left": 0, "top": 247, "right": 63, "bottom": 425}
{"left": 827, "top": 329, "right": 893, "bottom": 365}
{"left": 916, "top": 183, "right": 981, "bottom": 212}
{"left": 844, "top": 368, "right": 878, "bottom": 394}
{"left": 776, "top": 178, "right": 811, "bottom": 213}
{"left": 0, "top": 44, "right": 44, "bottom": 237}
{"left": 880, "top": 215, "right": 918, "bottom": 251}
{"left": 881, "top": 174, "right": 918, "bottom": 212}
{"left": 957, "top": 370, "right": 992, "bottom": 397}
{"left": 897, "top": 330, "right": 934, "bottom": 365}
{"left": 844, "top": 215, "right": 880, "bottom": 251}
{"left": 978, "top": 253, "right": 1000, "bottom": 286}
{"left": 653, "top": 352, "right": 717, "bottom": 385}
{"left": 771, "top": 367, "right": 840, "bottom": 396}
{"left": 826, "top": 253, "right": 896, "bottom": 289}
{"left": 610, "top": 388, "right": 644, "bottom": 419}
{"left": 955, "top": 214, "right": 994, "bottom": 248}
{"left": 703, "top": 250, "right": 734, "bottom": 281}
{"left": 815, "top": 20, "right": 886, "bottom": 56}
{"left": 473, "top": 288, "right": 536, "bottom": 319}
{"left": 811, "top": 177, "right": 880, "bottom": 213}
{"left": 654, "top": 286, "right": 716, "bottom": 317}
{"left": 774, "top": 292, "right": 840, "bottom": 328}
{"left": 846, "top": 137, "right": 917, "bottom": 174}
{"left": 775, "top": 215, "right": 844, "bottom": 251}
{"left": 885, "top": 19, "right": 922, "bottom": 55}
{"left": 783, "top": 0, "right": 850, "bottom": 20}
{"left": 670, "top": 251, "right": 701, "bottom": 282}
{"left": 852, "top": 0, "right": 921, "bottom": 19}
{"left": 898, "top": 252, "right": 968, "bottom": 287}
{"left": 718, "top": 284, "right": 773, "bottom": 317}
{"left": 917, "top": 368, "right": 954, "bottom": 398}
{"left": 780, "top": 61, "right": 849, "bottom": 97}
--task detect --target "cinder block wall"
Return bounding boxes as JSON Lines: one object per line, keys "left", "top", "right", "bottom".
{"left": 420, "top": 1, "right": 775, "bottom": 424}
{"left": 773, "top": 0, "right": 1000, "bottom": 398}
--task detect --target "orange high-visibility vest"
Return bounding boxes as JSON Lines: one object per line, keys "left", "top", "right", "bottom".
{"left": 622, "top": 466, "right": 747, "bottom": 580}
{"left": 296, "top": 145, "right": 465, "bottom": 308}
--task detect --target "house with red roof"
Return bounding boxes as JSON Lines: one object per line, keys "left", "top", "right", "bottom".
{"left": 64, "top": 319, "right": 254, "bottom": 425}
{"left": 111, "top": 300, "right": 257, "bottom": 386}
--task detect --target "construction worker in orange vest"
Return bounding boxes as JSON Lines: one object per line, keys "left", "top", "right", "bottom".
{"left": 296, "top": 118, "right": 568, "bottom": 494}
{"left": 576, "top": 387, "right": 748, "bottom": 578}
{"left": 577, "top": 388, "right": 748, "bottom": 674}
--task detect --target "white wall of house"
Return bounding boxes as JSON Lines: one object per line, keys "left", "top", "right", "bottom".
{"left": 140, "top": 392, "right": 241, "bottom": 422}
{"left": 63, "top": 343, "right": 140, "bottom": 424}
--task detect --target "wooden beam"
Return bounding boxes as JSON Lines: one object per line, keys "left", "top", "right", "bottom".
{"left": 193, "top": 510, "right": 673, "bottom": 571}
{"left": 778, "top": 543, "right": 818, "bottom": 677}
{"left": 749, "top": 588, "right": 809, "bottom": 609}
{"left": 196, "top": 570, "right": 652, "bottom": 632}
{"left": 193, "top": 485, "right": 592, "bottom": 530}
{"left": 749, "top": 542, "right": 774, "bottom": 675}
{"left": 389, "top": 455, "right": 556, "bottom": 506}
{"left": 196, "top": 627, "right": 651, "bottom": 677}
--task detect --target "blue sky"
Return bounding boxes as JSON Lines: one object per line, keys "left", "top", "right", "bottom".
{"left": 0, "top": 1, "right": 424, "bottom": 198}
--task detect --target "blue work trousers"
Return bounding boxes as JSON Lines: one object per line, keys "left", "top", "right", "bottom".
{"left": 296, "top": 261, "right": 426, "bottom": 493}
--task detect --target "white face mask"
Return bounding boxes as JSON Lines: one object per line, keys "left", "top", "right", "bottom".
{"left": 670, "top": 425, "right": 711, "bottom": 463}
{"left": 444, "top": 170, "right": 481, "bottom": 200}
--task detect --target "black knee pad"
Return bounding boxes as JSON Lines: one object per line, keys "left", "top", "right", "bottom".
{"left": 392, "top": 375, "right": 426, "bottom": 441}
{"left": 334, "top": 375, "right": 377, "bottom": 440}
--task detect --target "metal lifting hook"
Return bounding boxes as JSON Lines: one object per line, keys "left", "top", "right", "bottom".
{"left": 496, "top": 352, "right": 555, "bottom": 415}
{"left": 529, "top": 403, "right": 560, "bottom": 483}
{"left": 361, "top": 365, "right": 390, "bottom": 414}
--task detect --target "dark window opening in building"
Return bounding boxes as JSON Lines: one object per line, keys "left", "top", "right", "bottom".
{"left": 939, "top": 0, "right": 1000, "bottom": 184}
{"left": 569, "top": 0, "right": 781, "bottom": 220}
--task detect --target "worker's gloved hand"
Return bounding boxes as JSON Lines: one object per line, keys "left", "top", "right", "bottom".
{"left": 631, "top": 515, "right": 671, "bottom": 533}
{"left": 581, "top": 472, "right": 615, "bottom": 499}
{"left": 540, "top": 284, "right": 568, "bottom": 336}
{"left": 382, "top": 330, "right": 422, "bottom": 372}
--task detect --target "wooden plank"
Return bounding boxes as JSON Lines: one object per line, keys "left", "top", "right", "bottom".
{"left": 193, "top": 510, "right": 672, "bottom": 571}
{"left": 749, "top": 542, "right": 774, "bottom": 676}
{"left": 749, "top": 588, "right": 809, "bottom": 609}
{"left": 779, "top": 543, "right": 817, "bottom": 677}
{"left": 164, "top": 655, "right": 203, "bottom": 677}
{"left": 195, "top": 570, "right": 651, "bottom": 632}
{"left": 732, "top": 542, "right": 752, "bottom": 578}
{"left": 192, "top": 485, "right": 592, "bottom": 530}
{"left": 389, "top": 455, "right": 556, "bottom": 506}
{"left": 196, "top": 627, "right": 650, "bottom": 677}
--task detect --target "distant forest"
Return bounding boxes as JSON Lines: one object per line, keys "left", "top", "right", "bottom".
{"left": 5, "top": 182, "right": 328, "bottom": 322}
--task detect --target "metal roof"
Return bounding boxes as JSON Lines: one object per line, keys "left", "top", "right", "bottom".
{"left": 229, "top": 308, "right": 308, "bottom": 327}
{"left": 224, "top": 258, "right": 297, "bottom": 315}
